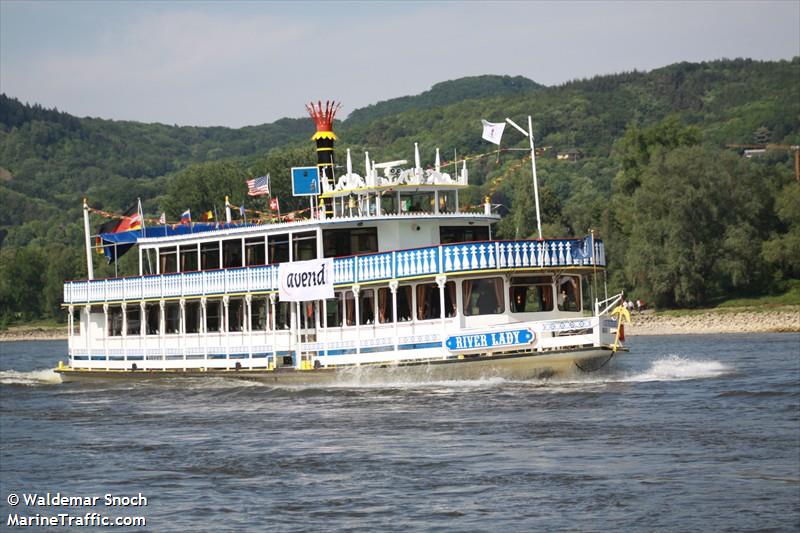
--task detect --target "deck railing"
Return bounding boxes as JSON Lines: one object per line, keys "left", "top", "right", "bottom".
{"left": 64, "top": 238, "right": 605, "bottom": 305}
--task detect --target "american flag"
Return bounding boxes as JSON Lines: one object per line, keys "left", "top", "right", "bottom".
{"left": 247, "top": 174, "right": 270, "bottom": 197}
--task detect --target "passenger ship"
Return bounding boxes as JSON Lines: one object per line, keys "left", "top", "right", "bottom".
{"left": 57, "top": 102, "right": 626, "bottom": 383}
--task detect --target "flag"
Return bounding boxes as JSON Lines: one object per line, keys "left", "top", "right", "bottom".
{"left": 571, "top": 235, "right": 593, "bottom": 260}
{"left": 481, "top": 119, "right": 505, "bottom": 145}
{"left": 180, "top": 209, "right": 191, "bottom": 224}
{"left": 269, "top": 197, "right": 280, "bottom": 211}
{"left": 97, "top": 203, "right": 141, "bottom": 236}
{"left": 201, "top": 210, "right": 213, "bottom": 221}
{"left": 247, "top": 174, "right": 270, "bottom": 197}
{"left": 159, "top": 212, "right": 166, "bottom": 225}
{"left": 95, "top": 203, "right": 141, "bottom": 263}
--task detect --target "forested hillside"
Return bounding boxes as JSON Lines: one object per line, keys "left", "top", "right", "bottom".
{"left": 1, "top": 60, "right": 798, "bottom": 324}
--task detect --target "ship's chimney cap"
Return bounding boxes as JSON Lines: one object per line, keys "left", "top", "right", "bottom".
{"left": 306, "top": 100, "right": 341, "bottom": 141}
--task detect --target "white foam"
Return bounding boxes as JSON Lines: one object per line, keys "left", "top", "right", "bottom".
{"left": 504, "top": 354, "right": 732, "bottom": 390}
{"left": 0, "top": 368, "right": 63, "bottom": 386}
{"left": 622, "top": 355, "right": 730, "bottom": 383}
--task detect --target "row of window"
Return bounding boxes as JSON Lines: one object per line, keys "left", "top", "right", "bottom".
{"left": 151, "top": 228, "right": 381, "bottom": 275}
{"left": 104, "top": 276, "right": 581, "bottom": 336}
{"left": 332, "top": 191, "right": 459, "bottom": 218}
{"left": 147, "top": 225, "right": 492, "bottom": 275}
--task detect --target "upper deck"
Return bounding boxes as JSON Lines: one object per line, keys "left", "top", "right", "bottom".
{"left": 64, "top": 235, "right": 605, "bottom": 306}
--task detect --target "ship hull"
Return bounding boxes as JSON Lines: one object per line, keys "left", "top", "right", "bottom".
{"left": 55, "top": 346, "right": 619, "bottom": 384}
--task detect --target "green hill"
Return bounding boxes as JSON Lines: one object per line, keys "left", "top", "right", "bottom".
{"left": 345, "top": 75, "right": 543, "bottom": 124}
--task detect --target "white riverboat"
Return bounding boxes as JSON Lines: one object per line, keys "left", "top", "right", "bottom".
{"left": 56, "top": 103, "right": 627, "bottom": 382}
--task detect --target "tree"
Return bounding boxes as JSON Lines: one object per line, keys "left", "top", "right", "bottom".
{"left": 619, "top": 146, "right": 771, "bottom": 307}
{"left": 762, "top": 182, "right": 800, "bottom": 278}
{"left": 0, "top": 247, "right": 46, "bottom": 321}
{"left": 161, "top": 160, "right": 251, "bottom": 219}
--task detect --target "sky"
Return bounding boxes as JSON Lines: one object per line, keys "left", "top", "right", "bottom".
{"left": 1, "top": 0, "right": 798, "bottom": 128}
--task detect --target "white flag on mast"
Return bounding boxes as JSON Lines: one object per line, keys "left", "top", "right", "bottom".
{"left": 481, "top": 119, "right": 505, "bottom": 145}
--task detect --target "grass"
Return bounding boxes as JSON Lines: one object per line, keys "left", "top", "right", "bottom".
{"left": 0, "top": 318, "right": 65, "bottom": 332}
{"left": 715, "top": 279, "right": 800, "bottom": 308}
{"left": 657, "top": 280, "right": 800, "bottom": 317}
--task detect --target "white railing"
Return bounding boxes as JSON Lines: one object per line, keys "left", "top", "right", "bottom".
{"left": 64, "top": 238, "right": 605, "bottom": 305}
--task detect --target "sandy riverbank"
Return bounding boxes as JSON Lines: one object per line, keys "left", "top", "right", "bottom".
{"left": 627, "top": 308, "right": 800, "bottom": 336}
{"left": 0, "top": 326, "right": 68, "bottom": 342}
{"left": 1, "top": 308, "right": 798, "bottom": 341}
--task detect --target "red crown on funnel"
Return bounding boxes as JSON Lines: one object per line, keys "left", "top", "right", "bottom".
{"left": 306, "top": 100, "right": 340, "bottom": 140}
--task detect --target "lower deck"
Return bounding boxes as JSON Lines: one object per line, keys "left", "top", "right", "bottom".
{"left": 65, "top": 272, "right": 618, "bottom": 371}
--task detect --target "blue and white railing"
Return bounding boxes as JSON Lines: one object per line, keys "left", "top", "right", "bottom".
{"left": 64, "top": 238, "right": 605, "bottom": 305}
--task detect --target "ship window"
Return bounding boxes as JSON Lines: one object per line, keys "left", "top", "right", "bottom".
{"left": 510, "top": 276, "right": 554, "bottom": 313}
{"left": 557, "top": 275, "right": 581, "bottom": 312}
{"left": 126, "top": 305, "right": 140, "bottom": 335}
{"left": 275, "top": 301, "right": 290, "bottom": 329}
{"left": 326, "top": 294, "right": 343, "bottom": 328}
{"left": 70, "top": 308, "right": 81, "bottom": 335}
{"left": 322, "top": 228, "right": 378, "bottom": 257}
{"left": 400, "top": 192, "right": 434, "bottom": 213}
{"left": 293, "top": 232, "right": 317, "bottom": 261}
{"left": 360, "top": 289, "right": 375, "bottom": 325}
{"left": 344, "top": 291, "right": 355, "bottom": 326}
{"left": 462, "top": 277, "right": 504, "bottom": 316}
{"left": 223, "top": 238, "right": 243, "bottom": 268}
{"left": 397, "top": 285, "right": 412, "bottom": 322}
{"left": 251, "top": 299, "right": 267, "bottom": 331}
{"left": 298, "top": 301, "right": 315, "bottom": 330}
{"left": 438, "top": 191, "right": 456, "bottom": 213}
{"left": 165, "top": 302, "right": 180, "bottom": 334}
{"left": 201, "top": 242, "right": 220, "bottom": 270}
{"left": 206, "top": 300, "right": 221, "bottom": 332}
{"left": 145, "top": 303, "right": 160, "bottom": 335}
{"left": 377, "top": 285, "right": 413, "bottom": 323}
{"left": 339, "top": 289, "right": 375, "bottom": 326}
{"left": 377, "top": 288, "right": 391, "bottom": 323}
{"left": 415, "top": 282, "right": 456, "bottom": 321}
{"left": 180, "top": 245, "right": 198, "bottom": 272}
{"left": 108, "top": 306, "right": 123, "bottom": 336}
{"left": 159, "top": 246, "right": 178, "bottom": 274}
{"left": 245, "top": 237, "right": 266, "bottom": 266}
{"left": 228, "top": 299, "right": 244, "bottom": 332}
{"left": 381, "top": 193, "right": 397, "bottom": 215}
{"left": 185, "top": 301, "right": 200, "bottom": 333}
{"left": 269, "top": 234, "right": 290, "bottom": 264}
{"left": 439, "top": 226, "right": 490, "bottom": 244}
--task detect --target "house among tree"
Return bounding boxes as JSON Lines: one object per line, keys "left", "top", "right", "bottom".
{"left": 556, "top": 149, "right": 582, "bottom": 161}
{"left": 743, "top": 149, "right": 767, "bottom": 158}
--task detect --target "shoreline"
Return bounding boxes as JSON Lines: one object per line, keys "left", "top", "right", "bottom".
{"left": 1, "top": 307, "right": 798, "bottom": 342}
{"left": 0, "top": 327, "right": 69, "bottom": 342}
{"left": 626, "top": 308, "right": 799, "bottom": 336}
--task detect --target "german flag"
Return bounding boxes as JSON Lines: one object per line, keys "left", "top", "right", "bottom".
{"left": 96, "top": 203, "right": 142, "bottom": 262}
{"left": 97, "top": 203, "right": 141, "bottom": 236}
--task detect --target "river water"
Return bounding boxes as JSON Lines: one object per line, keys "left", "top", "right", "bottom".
{"left": 1, "top": 334, "right": 798, "bottom": 532}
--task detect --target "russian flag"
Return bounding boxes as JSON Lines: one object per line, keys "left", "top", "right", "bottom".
{"left": 180, "top": 209, "right": 191, "bottom": 224}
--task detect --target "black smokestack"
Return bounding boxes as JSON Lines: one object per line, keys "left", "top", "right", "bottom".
{"left": 306, "top": 100, "right": 341, "bottom": 189}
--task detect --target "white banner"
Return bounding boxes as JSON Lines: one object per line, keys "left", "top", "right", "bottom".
{"left": 481, "top": 119, "right": 505, "bottom": 145}
{"left": 278, "top": 258, "right": 334, "bottom": 302}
